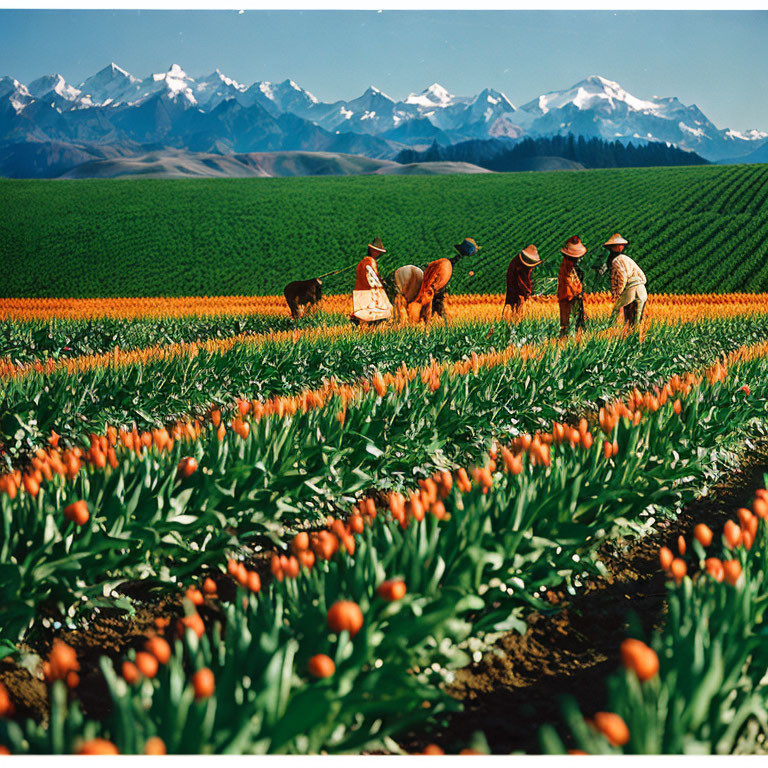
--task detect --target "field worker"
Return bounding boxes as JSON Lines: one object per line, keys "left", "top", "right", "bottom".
{"left": 388, "top": 265, "right": 423, "bottom": 323}
{"left": 603, "top": 233, "right": 647, "bottom": 327}
{"left": 503, "top": 245, "right": 542, "bottom": 317}
{"left": 557, "top": 235, "right": 587, "bottom": 338}
{"left": 283, "top": 277, "right": 323, "bottom": 319}
{"left": 407, "top": 258, "right": 454, "bottom": 325}
{"left": 351, "top": 236, "right": 393, "bottom": 325}
{"left": 433, "top": 237, "right": 480, "bottom": 320}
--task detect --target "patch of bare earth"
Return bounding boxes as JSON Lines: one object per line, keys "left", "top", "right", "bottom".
{"left": 400, "top": 441, "right": 768, "bottom": 754}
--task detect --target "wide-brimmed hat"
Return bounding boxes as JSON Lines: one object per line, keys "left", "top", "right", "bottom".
{"left": 368, "top": 237, "right": 386, "bottom": 254}
{"left": 519, "top": 244, "right": 542, "bottom": 267}
{"left": 561, "top": 235, "right": 587, "bottom": 259}
{"left": 454, "top": 237, "right": 480, "bottom": 257}
{"left": 604, "top": 233, "right": 628, "bottom": 248}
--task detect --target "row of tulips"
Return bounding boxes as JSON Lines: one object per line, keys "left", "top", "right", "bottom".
{"left": 2, "top": 322, "right": 767, "bottom": 643}
{"left": 0, "top": 311, "right": 340, "bottom": 370}
{"left": 2, "top": 292, "right": 767, "bottom": 322}
{"left": 540, "top": 485, "right": 768, "bottom": 754}
{"left": 3, "top": 343, "right": 768, "bottom": 751}
{"left": 0, "top": 315, "right": 549, "bottom": 469}
{"left": 2, "top": 314, "right": 763, "bottom": 479}
{"left": 2, "top": 315, "right": 763, "bottom": 509}
{"left": 0, "top": 294, "right": 301, "bottom": 321}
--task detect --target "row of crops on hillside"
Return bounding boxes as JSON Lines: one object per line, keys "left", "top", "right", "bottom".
{"left": 2, "top": 164, "right": 767, "bottom": 298}
{"left": 3, "top": 300, "right": 768, "bottom": 752}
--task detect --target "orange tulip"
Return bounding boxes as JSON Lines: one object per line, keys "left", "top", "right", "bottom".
{"left": 723, "top": 560, "right": 742, "bottom": 586}
{"left": 620, "top": 638, "right": 659, "bottom": 682}
{"left": 693, "top": 524, "right": 713, "bottom": 548}
{"left": 593, "top": 712, "right": 630, "bottom": 747}
{"left": 670, "top": 558, "right": 687, "bottom": 584}
{"left": 705, "top": 558, "right": 724, "bottom": 583}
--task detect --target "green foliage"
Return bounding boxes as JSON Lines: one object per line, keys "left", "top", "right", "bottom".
{"left": 2, "top": 164, "right": 767, "bottom": 298}
{"left": 1, "top": 318, "right": 766, "bottom": 646}
{"left": 541, "top": 522, "right": 768, "bottom": 754}
{"left": 0, "top": 312, "right": 342, "bottom": 365}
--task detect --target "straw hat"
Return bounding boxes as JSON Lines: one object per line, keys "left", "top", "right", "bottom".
{"left": 519, "top": 244, "right": 542, "bottom": 267}
{"left": 368, "top": 237, "right": 386, "bottom": 254}
{"left": 561, "top": 235, "right": 587, "bottom": 259}
{"left": 604, "top": 233, "right": 628, "bottom": 248}
{"left": 454, "top": 237, "right": 480, "bottom": 257}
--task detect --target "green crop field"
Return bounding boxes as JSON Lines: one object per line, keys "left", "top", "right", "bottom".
{"left": 2, "top": 163, "right": 767, "bottom": 298}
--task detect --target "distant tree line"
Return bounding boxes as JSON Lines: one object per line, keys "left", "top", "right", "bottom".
{"left": 395, "top": 134, "right": 710, "bottom": 170}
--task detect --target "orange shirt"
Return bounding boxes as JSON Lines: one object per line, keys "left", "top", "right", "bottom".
{"left": 355, "top": 256, "right": 381, "bottom": 290}
{"left": 414, "top": 258, "right": 453, "bottom": 304}
{"left": 557, "top": 258, "right": 583, "bottom": 301}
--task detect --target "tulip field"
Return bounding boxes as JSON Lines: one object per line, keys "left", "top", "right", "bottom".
{"left": 4, "top": 292, "right": 768, "bottom": 754}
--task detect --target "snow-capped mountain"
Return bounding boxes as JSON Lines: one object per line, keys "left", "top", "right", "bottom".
{"left": 141, "top": 64, "right": 198, "bottom": 105}
{"left": 405, "top": 83, "right": 468, "bottom": 110}
{"left": 242, "top": 79, "right": 319, "bottom": 119}
{"left": 1, "top": 65, "right": 766, "bottom": 166}
{"left": 79, "top": 63, "right": 141, "bottom": 107}
{"left": 193, "top": 69, "right": 247, "bottom": 110}
{"left": 515, "top": 75, "right": 767, "bottom": 159}
{"left": 0, "top": 77, "right": 33, "bottom": 114}
{"left": 313, "top": 86, "right": 417, "bottom": 135}
{"left": 26, "top": 73, "right": 86, "bottom": 110}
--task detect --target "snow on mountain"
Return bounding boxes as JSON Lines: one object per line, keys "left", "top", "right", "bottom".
{"left": 314, "top": 86, "right": 418, "bottom": 134}
{"left": 2, "top": 65, "right": 766, "bottom": 163}
{"left": 405, "top": 83, "right": 465, "bottom": 109}
{"left": 514, "top": 75, "right": 765, "bottom": 160}
{"left": 0, "top": 77, "right": 33, "bottom": 113}
{"left": 726, "top": 128, "right": 768, "bottom": 142}
{"left": 540, "top": 75, "right": 659, "bottom": 116}
{"left": 194, "top": 69, "right": 247, "bottom": 109}
{"left": 242, "top": 78, "right": 319, "bottom": 118}
{"left": 145, "top": 64, "right": 198, "bottom": 105}
{"left": 461, "top": 88, "right": 516, "bottom": 127}
{"left": 27, "top": 73, "right": 82, "bottom": 103}
{"left": 79, "top": 63, "right": 140, "bottom": 106}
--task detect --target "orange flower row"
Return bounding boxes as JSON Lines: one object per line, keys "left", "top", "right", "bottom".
{"left": 2, "top": 292, "right": 767, "bottom": 322}
{"left": 0, "top": 331, "right": 572, "bottom": 497}
{"left": 0, "top": 330, "right": 755, "bottom": 501}
{"left": 0, "top": 324, "right": 353, "bottom": 382}
{"left": 0, "top": 295, "right": 291, "bottom": 321}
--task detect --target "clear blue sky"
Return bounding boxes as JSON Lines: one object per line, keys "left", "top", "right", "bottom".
{"left": 1, "top": 10, "right": 766, "bottom": 132}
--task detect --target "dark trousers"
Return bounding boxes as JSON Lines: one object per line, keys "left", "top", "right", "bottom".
{"left": 623, "top": 302, "right": 637, "bottom": 326}
{"left": 559, "top": 298, "right": 585, "bottom": 336}
{"left": 504, "top": 292, "right": 528, "bottom": 312}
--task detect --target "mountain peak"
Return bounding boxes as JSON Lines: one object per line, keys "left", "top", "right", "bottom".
{"left": 361, "top": 85, "right": 394, "bottom": 102}
{"left": 405, "top": 82, "right": 456, "bottom": 108}
{"left": 527, "top": 75, "right": 661, "bottom": 116}
{"left": 28, "top": 73, "right": 81, "bottom": 101}
{"left": 108, "top": 62, "right": 130, "bottom": 76}
{"left": 276, "top": 78, "right": 318, "bottom": 104}
{"left": 203, "top": 69, "right": 243, "bottom": 90}
{"left": 582, "top": 74, "right": 616, "bottom": 88}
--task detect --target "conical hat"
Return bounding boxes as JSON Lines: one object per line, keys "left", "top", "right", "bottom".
{"left": 519, "top": 244, "right": 542, "bottom": 267}
{"left": 561, "top": 235, "right": 587, "bottom": 258}
{"left": 604, "top": 233, "right": 628, "bottom": 247}
{"left": 368, "top": 237, "right": 386, "bottom": 254}
{"left": 453, "top": 237, "right": 480, "bottom": 257}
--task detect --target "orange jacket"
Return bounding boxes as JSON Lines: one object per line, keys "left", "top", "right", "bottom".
{"left": 354, "top": 256, "right": 381, "bottom": 291}
{"left": 413, "top": 258, "right": 453, "bottom": 304}
{"left": 557, "top": 257, "right": 583, "bottom": 301}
